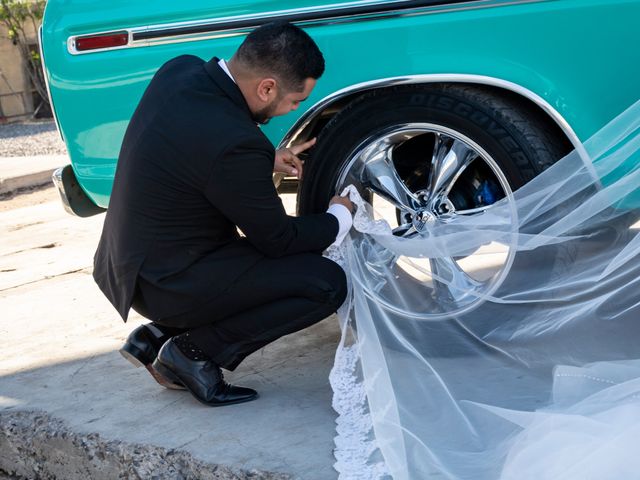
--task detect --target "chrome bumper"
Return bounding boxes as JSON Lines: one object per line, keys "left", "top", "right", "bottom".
{"left": 52, "top": 165, "right": 106, "bottom": 217}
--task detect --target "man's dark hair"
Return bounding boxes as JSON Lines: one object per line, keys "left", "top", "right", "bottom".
{"left": 235, "top": 21, "right": 325, "bottom": 92}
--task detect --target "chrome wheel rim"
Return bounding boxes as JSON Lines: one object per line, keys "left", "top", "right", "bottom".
{"left": 335, "top": 123, "right": 519, "bottom": 320}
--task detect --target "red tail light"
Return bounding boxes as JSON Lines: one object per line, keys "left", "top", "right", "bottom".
{"left": 75, "top": 32, "right": 128, "bottom": 52}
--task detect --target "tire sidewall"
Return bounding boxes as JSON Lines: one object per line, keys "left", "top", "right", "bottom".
{"left": 300, "top": 88, "right": 546, "bottom": 214}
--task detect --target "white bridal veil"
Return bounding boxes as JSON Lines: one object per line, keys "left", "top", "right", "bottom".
{"left": 326, "top": 99, "right": 640, "bottom": 479}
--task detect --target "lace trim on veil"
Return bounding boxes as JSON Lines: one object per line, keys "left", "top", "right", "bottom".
{"left": 325, "top": 186, "right": 391, "bottom": 479}
{"left": 329, "top": 343, "right": 390, "bottom": 479}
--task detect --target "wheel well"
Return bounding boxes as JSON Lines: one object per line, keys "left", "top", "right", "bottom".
{"left": 294, "top": 82, "right": 574, "bottom": 156}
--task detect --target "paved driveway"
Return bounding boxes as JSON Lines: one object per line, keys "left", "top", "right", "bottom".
{"left": 0, "top": 187, "right": 341, "bottom": 479}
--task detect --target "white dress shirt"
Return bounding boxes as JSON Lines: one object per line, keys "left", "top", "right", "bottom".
{"left": 218, "top": 58, "right": 236, "bottom": 83}
{"left": 327, "top": 203, "right": 353, "bottom": 246}
{"left": 217, "top": 59, "right": 353, "bottom": 246}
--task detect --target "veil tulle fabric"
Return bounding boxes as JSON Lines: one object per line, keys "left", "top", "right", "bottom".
{"left": 325, "top": 99, "right": 640, "bottom": 479}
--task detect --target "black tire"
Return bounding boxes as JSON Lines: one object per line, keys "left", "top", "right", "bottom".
{"left": 297, "top": 84, "right": 576, "bottom": 326}
{"left": 298, "top": 84, "right": 570, "bottom": 215}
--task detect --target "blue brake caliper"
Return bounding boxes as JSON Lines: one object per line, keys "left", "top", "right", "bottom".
{"left": 474, "top": 180, "right": 499, "bottom": 206}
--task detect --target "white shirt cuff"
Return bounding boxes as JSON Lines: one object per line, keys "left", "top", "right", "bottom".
{"left": 326, "top": 203, "right": 353, "bottom": 246}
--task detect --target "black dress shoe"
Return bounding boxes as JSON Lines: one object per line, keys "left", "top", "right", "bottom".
{"left": 120, "top": 324, "right": 185, "bottom": 390}
{"left": 152, "top": 338, "right": 258, "bottom": 407}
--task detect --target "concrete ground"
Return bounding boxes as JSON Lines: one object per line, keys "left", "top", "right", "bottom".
{"left": 0, "top": 185, "right": 341, "bottom": 479}
{"left": 0, "top": 155, "right": 67, "bottom": 196}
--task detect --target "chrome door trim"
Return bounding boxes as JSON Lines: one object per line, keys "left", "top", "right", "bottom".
{"left": 66, "top": 0, "right": 543, "bottom": 55}
{"left": 278, "top": 74, "right": 596, "bottom": 175}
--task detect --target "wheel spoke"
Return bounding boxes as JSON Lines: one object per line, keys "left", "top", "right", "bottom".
{"left": 429, "top": 256, "right": 482, "bottom": 301}
{"left": 361, "top": 146, "right": 420, "bottom": 213}
{"left": 453, "top": 205, "right": 490, "bottom": 216}
{"left": 440, "top": 205, "right": 493, "bottom": 222}
{"left": 425, "top": 135, "right": 478, "bottom": 203}
{"left": 392, "top": 222, "right": 419, "bottom": 238}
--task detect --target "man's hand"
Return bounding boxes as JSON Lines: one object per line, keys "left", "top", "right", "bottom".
{"left": 329, "top": 194, "right": 354, "bottom": 213}
{"left": 274, "top": 137, "right": 316, "bottom": 178}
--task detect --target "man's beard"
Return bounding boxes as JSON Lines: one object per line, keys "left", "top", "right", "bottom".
{"left": 253, "top": 100, "right": 278, "bottom": 125}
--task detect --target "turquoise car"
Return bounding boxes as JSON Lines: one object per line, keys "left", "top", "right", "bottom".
{"left": 41, "top": 0, "right": 640, "bottom": 316}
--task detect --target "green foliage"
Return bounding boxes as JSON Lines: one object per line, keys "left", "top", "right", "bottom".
{"left": 0, "top": 0, "right": 45, "bottom": 38}
{"left": 0, "top": 0, "right": 48, "bottom": 112}
{"left": 0, "top": 0, "right": 44, "bottom": 23}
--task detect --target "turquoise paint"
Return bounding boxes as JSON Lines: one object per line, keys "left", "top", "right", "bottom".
{"left": 42, "top": 0, "right": 640, "bottom": 207}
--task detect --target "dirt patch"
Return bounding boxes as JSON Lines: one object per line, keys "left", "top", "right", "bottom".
{"left": 8, "top": 221, "right": 45, "bottom": 232}
{"left": 0, "top": 185, "right": 57, "bottom": 212}
{"left": 0, "top": 410, "right": 292, "bottom": 480}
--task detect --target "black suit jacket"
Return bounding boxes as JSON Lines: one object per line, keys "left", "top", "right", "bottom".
{"left": 93, "top": 55, "right": 338, "bottom": 321}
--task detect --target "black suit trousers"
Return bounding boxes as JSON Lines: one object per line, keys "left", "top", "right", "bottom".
{"left": 132, "top": 240, "right": 348, "bottom": 370}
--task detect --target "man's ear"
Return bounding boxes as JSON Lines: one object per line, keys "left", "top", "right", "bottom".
{"left": 257, "top": 78, "right": 277, "bottom": 103}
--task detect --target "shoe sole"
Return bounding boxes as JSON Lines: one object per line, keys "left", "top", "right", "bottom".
{"left": 119, "top": 344, "right": 146, "bottom": 367}
{"left": 153, "top": 360, "right": 258, "bottom": 407}
{"left": 145, "top": 364, "right": 187, "bottom": 391}
{"left": 120, "top": 345, "right": 186, "bottom": 391}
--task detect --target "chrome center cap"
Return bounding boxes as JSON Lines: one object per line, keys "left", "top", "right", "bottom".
{"left": 412, "top": 209, "right": 436, "bottom": 232}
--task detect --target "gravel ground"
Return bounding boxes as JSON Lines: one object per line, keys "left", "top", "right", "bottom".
{"left": 0, "top": 471, "right": 22, "bottom": 480}
{"left": 0, "top": 120, "right": 67, "bottom": 157}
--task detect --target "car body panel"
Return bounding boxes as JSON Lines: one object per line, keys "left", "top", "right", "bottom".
{"left": 41, "top": 0, "right": 640, "bottom": 207}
